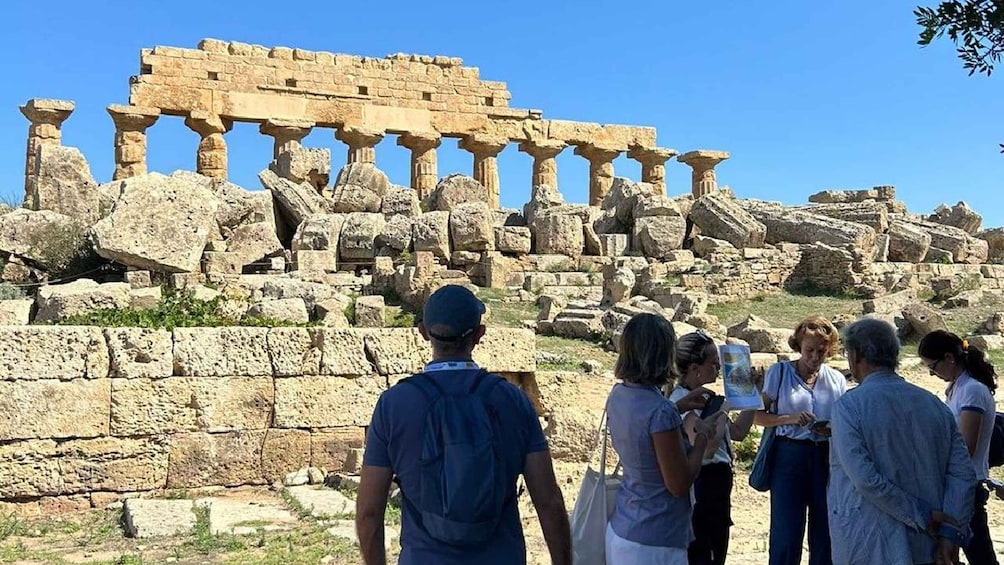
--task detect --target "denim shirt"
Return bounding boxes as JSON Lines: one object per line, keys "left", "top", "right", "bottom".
{"left": 828, "top": 370, "right": 976, "bottom": 565}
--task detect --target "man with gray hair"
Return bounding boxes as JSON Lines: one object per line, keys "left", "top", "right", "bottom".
{"left": 828, "top": 318, "right": 976, "bottom": 565}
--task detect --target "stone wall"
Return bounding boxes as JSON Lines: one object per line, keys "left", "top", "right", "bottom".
{"left": 0, "top": 326, "right": 535, "bottom": 511}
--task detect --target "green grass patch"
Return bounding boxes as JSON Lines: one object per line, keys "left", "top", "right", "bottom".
{"left": 942, "top": 292, "right": 1004, "bottom": 337}
{"left": 385, "top": 307, "right": 416, "bottom": 328}
{"left": 219, "top": 527, "right": 358, "bottom": 565}
{"left": 479, "top": 288, "right": 539, "bottom": 328}
{"left": 536, "top": 335, "right": 617, "bottom": 372}
{"left": 707, "top": 290, "right": 862, "bottom": 329}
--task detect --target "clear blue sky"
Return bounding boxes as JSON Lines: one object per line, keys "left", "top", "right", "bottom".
{"left": 2, "top": 0, "right": 1001, "bottom": 227}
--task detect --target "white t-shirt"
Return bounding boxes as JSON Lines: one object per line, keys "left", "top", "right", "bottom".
{"left": 668, "top": 385, "right": 732, "bottom": 466}
{"left": 945, "top": 372, "right": 996, "bottom": 480}
{"left": 763, "top": 361, "right": 847, "bottom": 441}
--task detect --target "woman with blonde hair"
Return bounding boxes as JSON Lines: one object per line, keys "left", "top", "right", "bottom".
{"left": 755, "top": 316, "right": 847, "bottom": 565}
{"left": 605, "top": 314, "right": 725, "bottom": 565}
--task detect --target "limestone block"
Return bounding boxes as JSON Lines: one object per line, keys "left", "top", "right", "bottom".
{"left": 360, "top": 328, "right": 429, "bottom": 375}
{"left": 599, "top": 234, "right": 630, "bottom": 257}
{"left": 0, "top": 379, "right": 110, "bottom": 441}
{"left": 911, "top": 220, "right": 988, "bottom": 264}
{"left": 292, "top": 214, "right": 347, "bottom": 252}
{"left": 976, "top": 227, "right": 1004, "bottom": 262}
{"left": 173, "top": 327, "right": 271, "bottom": 376}
{"left": 967, "top": 334, "right": 1004, "bottom": 351}
{"left": 259, "top": 168, "right": 328, "bottom": 226}
{"left": 691, "top": 235, "right": 738, "bottom": 258}
{"left": 92, "top": 173, "right": 219, "bottom": 273}
{"left": 632, "top": 216, "right": 687, "bottom": 259}
{"left": 495, "top": 226, "right": 532, "bottom": 255}
{"left": 32, "top": 145, "right": 100, "bottom": 223}
{"left": 450, "top": 202, "right": 494, "bottom": 252}
{"left": 170, "top": 172, "right": 274, "bottom": 229}
{"left": 0, "top": 299, "right": 33, "bottom": 325}
{"left": 887, "top": 221, "right": 932, "bottom": 262}
{"left": 808, "top": 187, "right": 895, "bottom": 203}
{"left": 979, "top": 312, "right": 1004, "bottom": 335}
{"left": 339, "top": 212, "right": 386, "bottom": 260}
{"left": 318, "top": 329, "right": 372, "bottom": 376}
{"left": 124, "top": 498, "right": 197, "bottom": 538}
{"left": 602, "top": 177, "right": 656, "bottom": 224}
{"left": 34, "top": 280, "right": 131, "bottom": 323}
{"left": 690, "top": 194, "right": 767, "bottom": 249}
{"left": 928, "top": 201, "right": 982, "bottom": 234}
{"left": 0, "top": 439, "right": 62, "bottom": 497}
{"left": 799, "top": 201, "right": 889, "bottom": 233}
{"left": 247, "top": 298, "right": 310, "bottom": 324}
{"left": 273, "top": 376, "right": 385, "bottom": 428}
{"left": 377, "top": 214, "right": 414, "bottom": 253}
{"left": 873, "top": 233, "right": 890, "bottom": 262}
{"left": 533, "top": 213, "right": 584, "bottom": 257}
{"left": 166, "top": 431, "right": 267, "bottom": 488}
{"left": 268, "top": 327, "right": 323, "bottom": 377}
{"left": 293, "top": 249, "right": 336, "bottom": 272}
{"left": 552, "top": 309, "right": 605, "bottom": 340}
{"left": 197, "top": 497, "right": 298, "bottom": 535}
{"left": 602, "top": 266, "right": 635, "bottom": 307}
{"left": 426, "top": 174, "right": 488, "bottom": 212}
{"left": 924, "top": 247, "right": 955, "bottom": 264}
{"left": 0, "top": 208, "right": 88, "bottom": 269}
{"left": 311, "top": 427, "right": 366, "bottom": 472}
{"left": 129, "top": 286, "right": 161, "bottom": 310}
{"left": 902, "top": 303, "right": 948, "bottom": 338}
{"left": 748, "top": 208, "right": 875, "bottom": 253}
{"left": 104, "top": 328, "right": 173, "bottom": 378}
{"left": 262, "top": 429, "right": 312, "bottom": 481}
{"left": 224, "top": 222, "right": 283, "bottom": 266}
{"left": 355, "top": 295, "right": 386, "bottom": 327}
{"left": 0, "top": 326, "right": 109, "bottom": 381}
{"left": 51, "top": 436, "right": 168, "bottom": 495}
{"left": 330, "top": 163, "right": 390, "bottom": 213}
{"left": 110, "top": 377, "right": 273, "bottom": 435}
{"left": 944, "top": 289, "right": 982, "bottom": 308}
{"left": 862, "top": 288, "right": 917, "bottom": 315}
{"left": 451, "top": 250, "right": 480, "bottom": 266}
{"left": 523, "top": 184, "right": 565, "bottom": 227}
{"left": 125, "top": 270, "right": 152, "bottom": 289}
{"left": 285, "top": 485, "right": 354, "bottom": 519}
{"left": 380, "top": 186, "right": 421, "bottom": 217}
{"left": 315, "top": 298, "right": 352, "bottom": 328}
{"left": 272, "top": 147, "right": 331, "bottom": 188}
{"left": 412, "top": 211, "right": 451, "bottom": 259}
{"left": 632, "top": 195, "right": 682, "bottom": 218}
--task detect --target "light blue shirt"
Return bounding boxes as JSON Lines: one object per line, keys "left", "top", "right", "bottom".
{"left": 828, "top": 370, "right": 976, "bottom": 565}
{"left": 606, "top": 382, "right": 692, "bottom": 548}
{"left": 764, "top": 361, "right": 847, "bottom": 441}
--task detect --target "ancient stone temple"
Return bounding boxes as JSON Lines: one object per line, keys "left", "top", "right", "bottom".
{"left": 21, "top": 39, "right": 729, "bottom": 205}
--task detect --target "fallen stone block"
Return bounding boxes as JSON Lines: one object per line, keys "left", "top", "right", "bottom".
{"left": 284, "top": 485, "right": 354, "bottom": 518}
{"left": 123, "top": 498, "right": 196, "bottom": 538}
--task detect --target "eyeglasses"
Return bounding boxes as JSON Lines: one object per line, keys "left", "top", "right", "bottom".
{"left": 926, "top": 359, "right": 943, "bottom": 373}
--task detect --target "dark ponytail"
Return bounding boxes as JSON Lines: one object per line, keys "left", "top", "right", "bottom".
{"left": 918, "top": 330, "right": 997, "bottom": 394}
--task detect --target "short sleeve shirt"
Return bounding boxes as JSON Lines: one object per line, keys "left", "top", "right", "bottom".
{"left": 363, "top": 367, "right": 548, "bottom": 565}
{"left": 667, "top": 386, "right": 732, "bottom": 466}
{"left": 606, "top": 382, "right": 693, "bottom": 549}
{"left": 945, "top": 372, "right": 996, "bottom": 480}
{"left": 763, "top": 361, "right": 847, "bottom": 441}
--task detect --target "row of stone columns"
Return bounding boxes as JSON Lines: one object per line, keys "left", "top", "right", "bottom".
{"left": 20, "top": 99, "right": 731, "bottom": 205}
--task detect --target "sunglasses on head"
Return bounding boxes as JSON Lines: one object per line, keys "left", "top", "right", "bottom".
{"left": 803, "top": 322, "right": 832, "bottom": 334}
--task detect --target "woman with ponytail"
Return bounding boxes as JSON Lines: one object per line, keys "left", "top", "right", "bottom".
{"left": 918, "top": 329, "right": 999, "bottom": 564}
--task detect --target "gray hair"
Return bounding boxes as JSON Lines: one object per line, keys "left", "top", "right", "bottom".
{"left": 842, "top": 318, "right": 900, "bottom": 370}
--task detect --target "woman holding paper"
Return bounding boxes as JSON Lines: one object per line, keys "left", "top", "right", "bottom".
{"left": 754, "top": 316, "right": 846, "bottom": 565}
{"left": 669, "top": 331, "right": 757, "bottom": 565}
{"left": 605, "top": 314, "right": 726, "bottom": 565}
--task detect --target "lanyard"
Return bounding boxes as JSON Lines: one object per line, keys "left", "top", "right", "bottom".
{"left": 424, "top": 360, "right": 480, "bottom": 373}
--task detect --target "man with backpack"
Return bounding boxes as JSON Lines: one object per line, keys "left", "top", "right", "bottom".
{"left": 356, "top": 284, "right": 572, "bottom": 564}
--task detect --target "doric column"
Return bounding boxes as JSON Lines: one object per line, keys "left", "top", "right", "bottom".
{"left": 627, "top": 146, "right": 678, "bottom": 195}
{"left": 107, "top": 105, "right": 160, "bottom": 180}
{"left": 574, "top": 143, "right": 622, "bottom": 205}
{"left": 517, "top": 139, "right": 567, "bottom": 192}
{"left": 20, "top": 99, "right": 74, "bottom": 201}
{"left": 260, "top": 119, "right": 313, "bottom": 159}
{"left": 397, "top": 131, "right": 441, "bottom": 200}
{"left": 184, "top": 112, "right": 232, "bottom": 179}
{"left": 459, "top": 134, "right": 508, "bottom": 209}
{"left": 678, "top": 150, "right": 730, "bottom": 197}
{"left": 336, "top": 126, "right": 384, "bottom": 164}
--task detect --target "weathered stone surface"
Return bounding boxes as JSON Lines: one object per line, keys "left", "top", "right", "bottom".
{"left": 523, "top": 184, "right": 565, "bottom": 227}
{"left": 602, "top": 266, "right": 635, "bottom": 307}
{"left": 272, "top": 147, "right": 330, "bottom": 189}
{"left": 360, "top": 329, "right": 428, "bottom": 375}
{"left": 284, "top": 485, "right": 353, "bottom": 518}
{"left": 798, "top": 201, "right": 889, "bottom": 232}
{"left": 929, "top": 201, "right": 982, "bottom": 234}
{"left": 123, "top": 498, "right": 196, "bottom": 538}
{"left": 339, "top": 212, "right": 386, "bottom": 261}
{"left": 967, "top": 334, "right": 1004, "bottom": 351}
{"left": 0, "top": 326, "right": 109, "bottom": 380}
{"left": 748, "top": 208, "right": 876, "bottom": 253}
{"left": 330, "top": 163, "right": 389, "bottom": 213}
{"left": 944, "top": 289, "right": 982, "bottom": 309}
{"left": 266, "top": 327, "right": 322, "bottom": 377}
{"left": 412, "top": 211, "right": 451, "bottom": 259}
{"left": 315, "top": 299, "right": 352, "bottom": 328}
{"left": 104, "top": 328, "right": 173, "bottom": 378}
{"left": 198, "top": 496, "right": 298, "bottom": 535}
{"left": 496, "top": 226, "right": 532, "bottom": 255}
{"left": 873, "top": 233, "right": 890, "bottom": 262}
{"left": 0, "top": 208, "right": 88, "bottom": 269}
{"left": 224, "top": 222, "right": 283, "bottom": 266}
{"left": 32, "top": 145, "right": 100, "bottom": 223}
{"left": 0, "top": 299, "right": 32, "bottom": 325}
{"left": 377, "top": 214, "right": 413, "bottom": 253}
{"left": 355, "top": 295, "right": 385, "bottom": 327}
{"left": 691, "top": 235, "right": 738, "bottom": 257}
{"left": 902, "top": 303, "right": 948, "bottom": 337}
{"left": 910, "top": 220, "right": 988, "bottom": 264}
{"left": 34, "top": 279, "right": 131, "bottom": 323}
{"left": 247, "top": 298, "right": 310, "bottom": 324}
{"left": 977, "top": 227, "right": 1004, "bottom": 262}
{"left": 690, "top": 194, "right": 767, "bottom": 249}
{"left": 552, "top": 308, "right": 605, "bottom": 340}
{"left": 979, "top": 312, "right": 1004, "bottom": 335}
{"left": 0, "top": 379, "right": 109, "bottom": 441}
{"left": 262, "top": 429, "right": 312, "bottom": 481}
{"left": 533, "top": 212, "right": 584, "bottom": 257}
{"left": 602, "top": 177, "right": 653, "bottom": 224}
{"left": 632, "top": 195, "right": 682, "bottom": 218}
{"left": 173, "top": 327, "right": 271, "bottom": 377}
{"left": 311, "top": 428, "right": 366, "bottom": 472}
{"left": 380, "top": 186, "right": 421, "bottom": 217}
{"left": 473, "top": 328, "right": 536, "bottom": 372}
{"left": 632, "top": 216, "right": 687, "bottom": 259}
{"left": 449, "top": 202, "right": 494, "bottom": 252}
{"left": 274, "top": 376, "right": 385, "bottom": 428}
{"left": 808, "top": 186, "right": 895, "bottom": 204}
{"left": 292, "top": 214, "right": 346, "bottom": 252}
{"left": 292, "top": 250, "right": 336, "bottom": 272}
{"left": 92, "top": 173, "right": 219, "bottom": 273}
{"left": 261, "top": 278, "right": 341, "bottom": 312}
{"left": 166, "top": 431, "right": 267, "bottom": 488}
{"left": 173, "top": 172, "right": 274, "bottom": 230}
{"left": 110, "top": 377, "right": 273, "bottom": 435}
{"left": 862, "top": 288, "right": 917, "bottom": 315}
{"left": 887, "top": 221, "right": 932, "bottom": 262}
{"left": 318, "top": 329, "right": 372, "bottom": 376}
{"left": 259, "top": 168, "right": 328, "bottom": 226}
{"left": 427, "top": 174, "right": 488, "bottom": 212}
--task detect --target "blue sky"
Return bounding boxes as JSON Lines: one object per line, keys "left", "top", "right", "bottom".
{"left": 1, "top": 1, "right": 1001, "bottom": 227}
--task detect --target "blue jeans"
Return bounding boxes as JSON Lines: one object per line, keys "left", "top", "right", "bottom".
{"left": 768, "top": 438, "right": 832, "bottom": 565}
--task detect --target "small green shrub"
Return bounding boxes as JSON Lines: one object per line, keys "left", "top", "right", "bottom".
{"left": 0, "top": 283, "right": 27, "bottom": 301}
{"left": 734, "top": 428, "right": 762, "bottom": 469}
{"left": 28, "top": 220, "right": 96, "bottom": 279}
{"left": 385, "top": 308, "right": 416, "bottom": 328}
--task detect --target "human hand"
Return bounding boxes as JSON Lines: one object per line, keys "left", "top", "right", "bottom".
{"left": 933, "top": 537, "right": 961, "bottom": 565}
{"left": 927, "top": 510, "right": 961, "bottom": 537}
{"left": 693, "top": 411, "right": 725, "bottom": 445}
{"left": 676, "top": 387, "right": 713, "bottom": 413}
{"left": 789, "top": 411, "right": 815, "bottom": 426}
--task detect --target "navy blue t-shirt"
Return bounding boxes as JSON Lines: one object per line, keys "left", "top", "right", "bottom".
{"left": 363, "top": 367, "right": 549, "bottom": 564}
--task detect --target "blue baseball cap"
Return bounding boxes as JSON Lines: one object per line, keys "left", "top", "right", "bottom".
{"left": 422, "top": 284, "right": 486, "bottom": 341}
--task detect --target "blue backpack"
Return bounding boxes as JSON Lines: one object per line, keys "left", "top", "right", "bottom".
{"left": 402, "top": 370, "right": 509, "bottom": 547}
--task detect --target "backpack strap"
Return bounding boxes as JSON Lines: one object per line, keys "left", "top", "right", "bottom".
{"left": 400, "top": 372, "right": 445, "bottom": 402}
{"left": 470, "top": 369, "right": 503, "bottom": 398}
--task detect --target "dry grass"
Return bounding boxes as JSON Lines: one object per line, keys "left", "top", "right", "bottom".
{"left": 707, "top": 290, "right": 862, "bottom": 329}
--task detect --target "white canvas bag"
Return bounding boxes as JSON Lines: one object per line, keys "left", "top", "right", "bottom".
{"left": 570, "top": 407, "right": 622, "bottom": 565}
